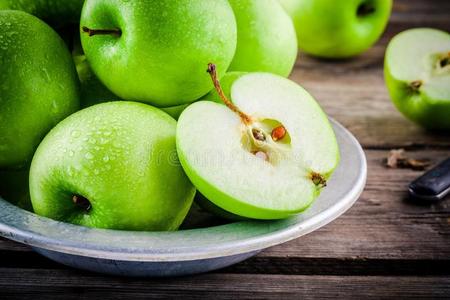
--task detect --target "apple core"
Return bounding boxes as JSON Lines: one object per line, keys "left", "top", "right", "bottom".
{"left": 207, "top": 63, "right": 326, "bottom": 186}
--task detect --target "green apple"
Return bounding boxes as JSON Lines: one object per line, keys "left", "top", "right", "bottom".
{"left": 30, "top": 101, "right": 196, "bottom": 231}
{"left": 201, "top": 72, "right": 247, "bottom": 103}
{"left": 384, "top": 28, "right": 450, "bottom": 130}
{"left": 0, "top": 10, "right": 80, "bottom": 169}
{"left": 176, "top": 64, "right": 339, "bottom": 219}
{"left": 227, "top": 0, "right": 297, "bottom": 77}
{"left": 74, "top": 54, "right": 120, "bottom": 108}
{"left": 0, "top": 169, "right": 32, "bottom": 211}
{"left": 160, "top": 104, "right": 190, "bottom": 120}
{"left": 74, "top": 51, "right": 189, "bottom": 119}
{"left": 279, "top": 0, "right": 392, "bottom": 58}
{"left": 0, "top": 0, "right": 84, "bottom": 27}
{"left": 80, "top": 0, "right": 237, "bottom": 107}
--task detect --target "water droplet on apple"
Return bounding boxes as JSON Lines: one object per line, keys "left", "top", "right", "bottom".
{"left": 69, "top": 150, "right": 74, "bottom": 157}
{"left": 103, "top": 155, "right": 110, "bottom": 162}
{"left": 71, "top": 130, "right": 80, "bottom": 138}
{"left": 84, "top": 152, "right": 94, "bottom": 160}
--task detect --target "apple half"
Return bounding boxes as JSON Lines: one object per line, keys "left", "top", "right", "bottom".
{"left": 176, "top": 65, "right": 339, "bottom": 219}
{"left": 384, "top": 28, "right": 450, "bottom": 129}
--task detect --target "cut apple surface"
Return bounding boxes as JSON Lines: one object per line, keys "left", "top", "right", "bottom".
{"left": 385, "top": 28, "right": 450, "bottom": 129}
{"left": 177, "top": 69, "right": 339, "bottom": 219}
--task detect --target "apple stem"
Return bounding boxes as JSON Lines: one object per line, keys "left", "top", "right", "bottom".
{"left": 72, "top": 195, "right": 92, "bottom": 212}
{"left": 82, "top": 26, "right": 122, "bottom": 37}
{"left": 207, "top": 63, "right": 252, "bottom": 125}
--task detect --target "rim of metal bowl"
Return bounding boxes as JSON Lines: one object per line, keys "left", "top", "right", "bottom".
{"left": 0, "top": 119, "right": 367, "bottom": 262}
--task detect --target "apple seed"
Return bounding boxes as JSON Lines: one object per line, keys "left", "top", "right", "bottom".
{"left": 271, "top": 125, "right": 287, "bottom": 141}
{"left": 252, "top": 128, "right": 266, "bottom": 141}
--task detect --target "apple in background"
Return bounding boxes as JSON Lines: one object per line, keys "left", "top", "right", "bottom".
{"left": 0, "top": 169, "right": 32, "bottom": 211}
{"left": 201, "top": 72, "right": 247, "bottom": 103}
{"left": 74, "top": 55, "right": 189, "bottom": 120}
{"left": 176, "top": 64, "right": 339, "bottom": 219}
{"left": 384, "top": 28, "right": 450, "bottom": 130}
{"left": 227, "top": 0, "right": 297, "bottom": 77}
{"left": 0, "top": 10, "right": 80, "bottom": 169}
{"left": 73, "top": 54, "right": 119, "bottom": 108}
{"left": 0, "top": 0, "right": 84, "bottom": 27}
{"left": 80, "top": 0, "right": 237, "bottom": 107}
{"left": 279, "top": 0, "right": 392, "bottom": 58}
{"left": 30, "top": 102, "right": 196, "bottom": 231}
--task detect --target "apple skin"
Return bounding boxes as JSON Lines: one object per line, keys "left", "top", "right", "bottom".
{"left": 228, "top": 0, "right": 297, "bottom": 77}
{"left": 384, "top": 28, "right": 450, "bottom": 130}
{"left": 0, "top": 10, "right": 80, "bottom": 169}
{"left": 80, "top": 0, "right": 237, "bottom": 107}
{"left": 0, "top": 0, "right": 84, "bottom": 27}
{"left": 279, "top": 0, "right": 392, "bottom": 58}
{"left": 30, "top": 101, "right": 196, "bottom": 231}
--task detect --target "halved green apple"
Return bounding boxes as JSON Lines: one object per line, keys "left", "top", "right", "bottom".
{"left": 176, "top": 64, "right": 339, "bottom": 219}
{"left": 385, "top": 28, "right": 450, "bottom": 129}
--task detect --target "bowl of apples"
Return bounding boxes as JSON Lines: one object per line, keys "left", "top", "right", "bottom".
{"left": 0, "top": 0, "right": 367, "bottom": 277}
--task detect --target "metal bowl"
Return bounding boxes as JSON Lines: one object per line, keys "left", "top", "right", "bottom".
{"left": 0, "top": 119, "right": 366, "bottom": 277}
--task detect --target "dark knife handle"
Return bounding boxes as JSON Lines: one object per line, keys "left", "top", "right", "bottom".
{"left": 409, "top": 157, "right": 450, "bottom": 202}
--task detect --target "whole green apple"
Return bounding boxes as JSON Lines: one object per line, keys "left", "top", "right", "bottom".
{"left": 384, "top": 28, "right": 450, "bottom": 129}
{"left": 0, "top": 0, "right": 84, "bottom": 27}
{"left": 30, "top": 101, "right": 196, "bottom": 231}
{"left": 80, "top": 0, "right": 237, "bottom": 107}
{"left": 279, "top": 0, "right": 392, "bottom": 58}
{"left": 228, "top": 0, "right": 297, "bottom": 77}
{"left": 0, "top": 10, "right": 80, "bottom": 169}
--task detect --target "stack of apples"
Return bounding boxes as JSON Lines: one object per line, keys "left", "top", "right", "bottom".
{"left": 1, "top": 0, "right": 447, "bottom": 232}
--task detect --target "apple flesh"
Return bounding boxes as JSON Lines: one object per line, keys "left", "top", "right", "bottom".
{"left": 30, "top": 102, "right": 196, "bottom": 231}
{"left": 80, "top": 0, "right": 237, "bottom": 107}
{"left": 228, "top": 0, "right": 297, "bottom": 77}
{"left": 279, "top": 0, "right": 392, "bottom": 58}
{"left": 384, "top": 28, "right": 450, "bottom": 130}
{"left": 0, "top": 10, "right": 80, "bottom": 169}
{"left": 177, "top": 66, "right": 339, "bottom": 219}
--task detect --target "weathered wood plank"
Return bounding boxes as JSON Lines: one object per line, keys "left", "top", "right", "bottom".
{"left": 0, "top": 269, "right": 449, "bottom": 299}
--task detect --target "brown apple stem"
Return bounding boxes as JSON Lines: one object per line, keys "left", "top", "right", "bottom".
{"left": 207, "top": 63, "right": 252, "bottom": 125}
{"left": 72, "top": 195, "right": 92, "bottom": 212}
{"left": 82, "top": 26, "right": 121, "bottom": 37}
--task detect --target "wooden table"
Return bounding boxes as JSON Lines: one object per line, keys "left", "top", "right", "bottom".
{"left": 1, "top": 0, "right": 449, "bottom": 298}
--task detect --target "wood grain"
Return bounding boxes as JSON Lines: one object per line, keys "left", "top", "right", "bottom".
{"left": 0, "top": 269, "right": 449, "bottom": 299}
